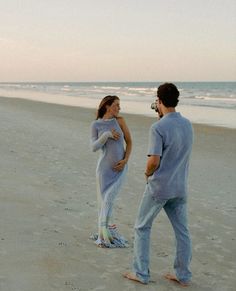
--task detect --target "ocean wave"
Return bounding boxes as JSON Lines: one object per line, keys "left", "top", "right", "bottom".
{"left": 0, "top": 82, "right": 236, "bottom": 111}
{"left": 195, "top": 95, "right": 236, "bottom": 102}
{"left": 128, "top": 87, "right": 155, "bottom": 92}
{"left": 96, "top": 86, "right": 121, "bottom": 90}
{"left": 61, "top": 88, "right": 73, "bottom": 92}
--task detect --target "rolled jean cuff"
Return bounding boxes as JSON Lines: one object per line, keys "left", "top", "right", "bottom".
{"left": 133, "top": 271, "right": 149, "bottom": 284}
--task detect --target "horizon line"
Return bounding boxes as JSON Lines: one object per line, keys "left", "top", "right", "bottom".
{"left": 0, "top": 80, "right": 236, "bottom": 84}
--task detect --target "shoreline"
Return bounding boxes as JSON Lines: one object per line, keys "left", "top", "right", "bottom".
{"left": 0, "top": 97, "right": 235, "bottom": 291}
{"left": 0, "top": 91, "right": 236, "bottom": 129}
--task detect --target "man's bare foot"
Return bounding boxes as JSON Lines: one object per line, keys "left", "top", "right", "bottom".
{"left": 164, "top": 273, "right": 190, "bottom": 287}
{"left": 123, "top": 272, "right": 147, "bottom": 284}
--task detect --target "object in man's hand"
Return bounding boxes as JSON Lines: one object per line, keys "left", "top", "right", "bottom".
{"left": 151, "top": 102, "right": 163, "bottom": 118}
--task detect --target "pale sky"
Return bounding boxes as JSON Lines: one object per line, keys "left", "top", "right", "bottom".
{"left": 0, "top": 0, "right": 235, "bottom": 82}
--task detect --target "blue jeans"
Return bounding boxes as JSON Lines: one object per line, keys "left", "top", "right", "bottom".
{"left": 132, "top": 189, "right": 192, "bottom": 284}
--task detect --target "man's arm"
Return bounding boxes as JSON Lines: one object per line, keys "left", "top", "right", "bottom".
{"left": 145, "top": 155, "right": 160, "bottom": 178}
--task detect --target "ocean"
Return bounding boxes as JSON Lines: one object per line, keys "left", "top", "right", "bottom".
{"left": 0, "top": 82, "right": 235, "bottom": 128}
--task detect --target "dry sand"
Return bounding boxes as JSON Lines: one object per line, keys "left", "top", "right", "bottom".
{"left": 0, "top": 97, "right": 235, "bottom": 291}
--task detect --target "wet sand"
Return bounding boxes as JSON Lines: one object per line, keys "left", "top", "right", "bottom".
{"left": 0, "top": 97, "right": 235, "bottom": 291}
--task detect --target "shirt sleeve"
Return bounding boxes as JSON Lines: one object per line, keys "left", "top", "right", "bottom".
{"left": 147, "top": 124, "right": 163, "bottom": 157}
{"left": 90, "top": 122, "right": 113, "bottom": 152}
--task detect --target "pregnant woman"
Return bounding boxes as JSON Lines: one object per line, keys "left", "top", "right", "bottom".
{"left": 90, "top": 95, "right": 132, "bottom": 248}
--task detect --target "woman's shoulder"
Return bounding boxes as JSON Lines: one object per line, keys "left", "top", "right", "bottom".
{"left": 116, "top": 116, "right": 124, "bottom": 120}
{"left": 91, "top": 118, "right": 105, "bottom": 124}
{"left": 116, "top": 116, "right": 125, "bottom": 124}
{"left": 91, "top": 118, "right": 115, "bottom": 129}
{"left": 91, "top": 120, "right": 97, "bottom": 125}
{"left": 117, "top": 115, "right": 128, "bottom": 127}
{"left": 91, "top": 119, "right": 100, "bottom": 128}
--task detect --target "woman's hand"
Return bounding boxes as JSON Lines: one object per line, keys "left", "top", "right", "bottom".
{"left": 111, "top": 128, "right": 120, "bottom": 140}
{"left": 113, "top": 159, "right": 127, "bottom": 171}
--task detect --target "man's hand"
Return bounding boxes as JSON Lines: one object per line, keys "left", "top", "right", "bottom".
{"left": 145, "top": 155, "right": 160, "bottom": 179}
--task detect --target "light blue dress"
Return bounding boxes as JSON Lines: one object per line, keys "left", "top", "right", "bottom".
{"left": 90, "top": 118, "right": 128, "bottom": 248}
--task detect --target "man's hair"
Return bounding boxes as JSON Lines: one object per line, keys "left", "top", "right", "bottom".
{"left": 157, "top": 83, "right": 179, "bottom": 107}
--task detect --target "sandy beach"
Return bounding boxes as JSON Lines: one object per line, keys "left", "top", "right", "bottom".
{"left": 0, "top": 97, "right": 235, "bottom": 291}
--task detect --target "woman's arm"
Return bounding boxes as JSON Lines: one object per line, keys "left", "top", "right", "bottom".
{"left": 90, "top": 123, "right": 113, "bottom": 152}
{"left": 113, "top": 116, "right": 132, "bottom": 171}
{"left": 117, "top": 116, "right": 132, "bottom": 163}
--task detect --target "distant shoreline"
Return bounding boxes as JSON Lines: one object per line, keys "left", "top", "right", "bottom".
{"left": 0, "top": 93, "right": 236, "bottom": 129}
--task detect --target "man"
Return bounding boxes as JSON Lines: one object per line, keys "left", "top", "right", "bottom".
{"left": 123, "top": 83, "right": 193, "bottom": 287}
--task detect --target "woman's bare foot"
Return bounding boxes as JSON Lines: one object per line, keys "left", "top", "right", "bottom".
{"left": 123, "top": 272, "right": 147, "bottom": 284}
{"left": 164, "top": 273, "right": 190, "bottom": 287}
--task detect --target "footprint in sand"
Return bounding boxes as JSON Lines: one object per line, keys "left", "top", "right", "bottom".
{"left": 86, "top": 202, "right": 95, "bottom": 207}
{"left": 64, "top": 281, "right": 81, "bottom": 290}
{"left": 156, "top": 251, "right": 168, "bottom": 257}
{"left": 58, "top": 242, "right": 67, "bottom": 247}
{"left": 64, "top": 207, "right": 73, "bottom": 211}
{"left": 54, "top": 199, "right": 67, "bottom": 205}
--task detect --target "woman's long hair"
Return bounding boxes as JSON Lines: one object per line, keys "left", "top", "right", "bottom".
{"left": 96, "top": 95, "right": 119, "bottom": 119}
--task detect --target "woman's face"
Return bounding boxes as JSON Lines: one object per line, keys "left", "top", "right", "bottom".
{"left": 106, "top": 99, "right": 120, "bottom": 117}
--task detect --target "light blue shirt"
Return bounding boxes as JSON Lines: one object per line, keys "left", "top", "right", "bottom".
{"left": 147, "top": 112, "right": 193, "bottom": 199}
